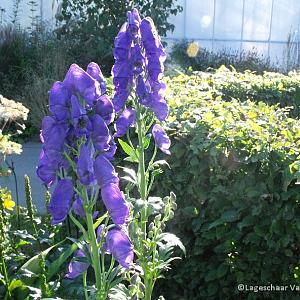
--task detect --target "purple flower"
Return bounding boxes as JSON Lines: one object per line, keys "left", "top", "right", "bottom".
{"left": 72, "top": 195, "right": 85, "bottom": 217}
{"left": 127, "top": 8, "right": 141, "bottom": 40}
{"left": 103, "top": 139, "right": 117, "bottom": 161}
{"left": 113, "top": 23, "right": 132, "bottom": 61}
{"left": 77, "top": 143, "right": 96, "bottom": 186}
{"left": 48, "top": 179, "right": 74, "bottom": 224}
{"left": 65, "top": 249, "right": 89, "bottom": 279}
{"left": 101, "top": 183, "right": 129, "bottom": 225}
{"left": 106, "top": 227, "right": 134, "bottom": 268}
{"left": 140, "top": 17, "right": 166, "bottom": 82}
{"left": 86, "top": 62, "right": 107, "bottom": 94}
{"left": 115, "top": 108, "right": 136, "bottom": 137}
{"left": 112, "top": 89, "right": 130, "bottom": 113}
{"left": 94, "top": 155, "right": 119, "bottom": 187}
{"left": 49, "top": 81, "right": 71, "bottom": 121}
{"left": 95, "top": 95, "right": 115, "bottom": 125}
{"left": 36, "top": 152, "right": 57, "bottom": 186}
{"left": 152, "top": 124, "right": 171, "bottom": 155}
{"left": 136, "top": 77, "right": 168, "bottom": 121}
{"left": 40, "top": 116, "right": 67, "bottom": 151}
{"left": 91, "top": 114, "right": 111, "bottom": 152}
{"left": 63, "top": 64, "right": 101, "bottom": 106}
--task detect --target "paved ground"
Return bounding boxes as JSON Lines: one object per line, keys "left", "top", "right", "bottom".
{"left": 0, "top": 142, "right": 47, "bottom": 213}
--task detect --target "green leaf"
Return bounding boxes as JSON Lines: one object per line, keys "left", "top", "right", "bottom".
{"left": 143, "top": 133, "right": 151, "bottom": 149}
{"left": 19, "top": 239, "right": 65, "bottom": 277}
{"left": 47, "top": 242, "right": 78, "bottom": 280}
{"left": 118, "top": 139, "right": 135, "bottom": 156}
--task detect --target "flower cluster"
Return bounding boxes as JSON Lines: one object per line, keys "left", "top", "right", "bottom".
{"left": 1, "top": 190, "right": 15, "bottom": 211}
{"left": 112, "top": 9, "right": 171, "bottom": 154}
{"left": 37, "top": 63, "right": 133, "bottom": 271}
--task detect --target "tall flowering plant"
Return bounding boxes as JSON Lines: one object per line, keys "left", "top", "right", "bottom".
{"left": 37, "top": 63, "right": 133, "bottom": 299}
{"left": 112, "top": 9, "right": 185, "bottom": 299}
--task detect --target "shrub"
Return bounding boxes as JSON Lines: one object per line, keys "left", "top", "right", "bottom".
{"left": 154, "top": 73, "right": 300, "bottom": 299}
{"left": 166, "top": 67, "right": 300, "bottom": 118}
{"left": 170, "top": 40, "right": 279, "bottom": 74}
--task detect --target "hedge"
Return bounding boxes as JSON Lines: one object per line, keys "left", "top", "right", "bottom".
{"left": 153, "top": 72, "right": 300, "bottom": 299}
{"left": 167, "top": 67, "right": 300, "bottom": 118}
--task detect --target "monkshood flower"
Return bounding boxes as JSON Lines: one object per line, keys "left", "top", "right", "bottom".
{"left": 101, "top": 183, "right": 129, "bottom": 225}
{"left": 152, "top": 124, "right": 171, "bottom": 155}
{"left": 37, "top": 62, "right": 129, "bottom": 226}
{"left": 106, "top": 227, "right": 134, "bottom": 268}
{"left": 77, "top": 143, "right": 96, "bottom": 186}
{"left": 48, "top": 179, "right": 74, "bottom": 224}
{"left": 66, "top": 226, "right": 134, "bottom": 278}
{"left": 112, "top": 9, "right": 169, "bottom": 122}
{"left": 114, "top": 107, "right": 136, "bottom": 137}
{"left": 65, "top": 249, "right": 89, "bottom": 279}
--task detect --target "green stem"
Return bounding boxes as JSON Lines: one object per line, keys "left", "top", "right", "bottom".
{"left": 83, "top": 271, "right": 89, "bottom": 300}
{"left": 85, "top": 211, "right": 104, "bottom": 299}
{"left": 136, "top": 102, "right": 155, "bottom": 299}
{"left": 136, "top": 104, "right": 147, "bottom": 240}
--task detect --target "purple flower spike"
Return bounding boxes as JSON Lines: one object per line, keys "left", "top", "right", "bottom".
{"left": 152, "top": 124, "right": 171, "bottom": 155}
{"left": 101, "top": 183, "right": 129, "bottom": 225}
{"left": 65, "top": 249, "right": 89, "bottom": 279}
{"left": 77, "top": 143, "right": 96, "bottom": 186}
{"left": 95, "top": 95, "right": 115, "bottom": 125}
{"left": 115, "top": 107, "right": 136, "bottom": 137}
{"left": 91, "top": 114, "right": 111, "bottom": 152}
{"left": 48, "top": 179, "right": 74, "bottom": 224}
{"left": 106, "top": 227, "right": 134, "bottom": 268}
{"left": 49, "top": 81, "right": 71, "bottom": 121}
{"left": 86, "top": 62, "right": 107, "bottom": 94}
{"left": 63, "top": 64, "right": 101, "bottom": 106}
{"left": 94, "top": 155, "right": 119, "bottom": 187}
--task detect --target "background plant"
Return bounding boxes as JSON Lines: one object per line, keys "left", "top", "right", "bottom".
{"left": 151, "top": 73, "right": 300, "bottom": 299}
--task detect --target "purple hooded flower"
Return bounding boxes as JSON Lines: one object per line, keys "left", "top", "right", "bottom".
{"left": 48, "top": 179, "right": 74, "bottom": 224}
{"left": 127, "top": 8, "right": 141, "bottom": 41}
{"left": 94, "top": 155, "right": 119, "bottom": 187}
{"left": 112, "top": 89, "right": 130, "bottom": 113}
{"left": 63, "top": 64, "right": 101, "bottom": 106}
{"left": 36, "top": 151, "right": 57, "bottom": 186}
{"left": 101, "top": 183, "right": 129, "bottom": 225}
{"left": 49, "top": 81, "right": 71, "bottom": 121}
{"left": 106, "top": 227, "right": 134, "bottom": 268}
{"left": 115, "top": 107, "right": 136, "bottom": 137}
{"left": 95, "top": 95, "right": 115, "bottom": 125}
{"left": 91, "top": 114, "right": 111, "bottom": 152}
{"left": 136, "top": 77, "right": 168, "bottom": 121}
{"left": 72, "top": 195, "right": 85, "bottom": 217}
{"left": 40, "top": 116, "right": 68, "bottom": 151}
{"left": 86, "top": 62, "right": 107, "bottom": 94}
{"left": 103, "top": 139, "right": 117, "bottom": 161}
{"left": 152, "top": 124, "right": 171, "bottom": 155}
{"left": 140, "top": 17, "right": 166, "bottom": 82}
{"left": 77, "top": 143, "right": 96, "bottom": 185}
{"left": 65, "top": 249, "right": 89, "bottom": 279}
